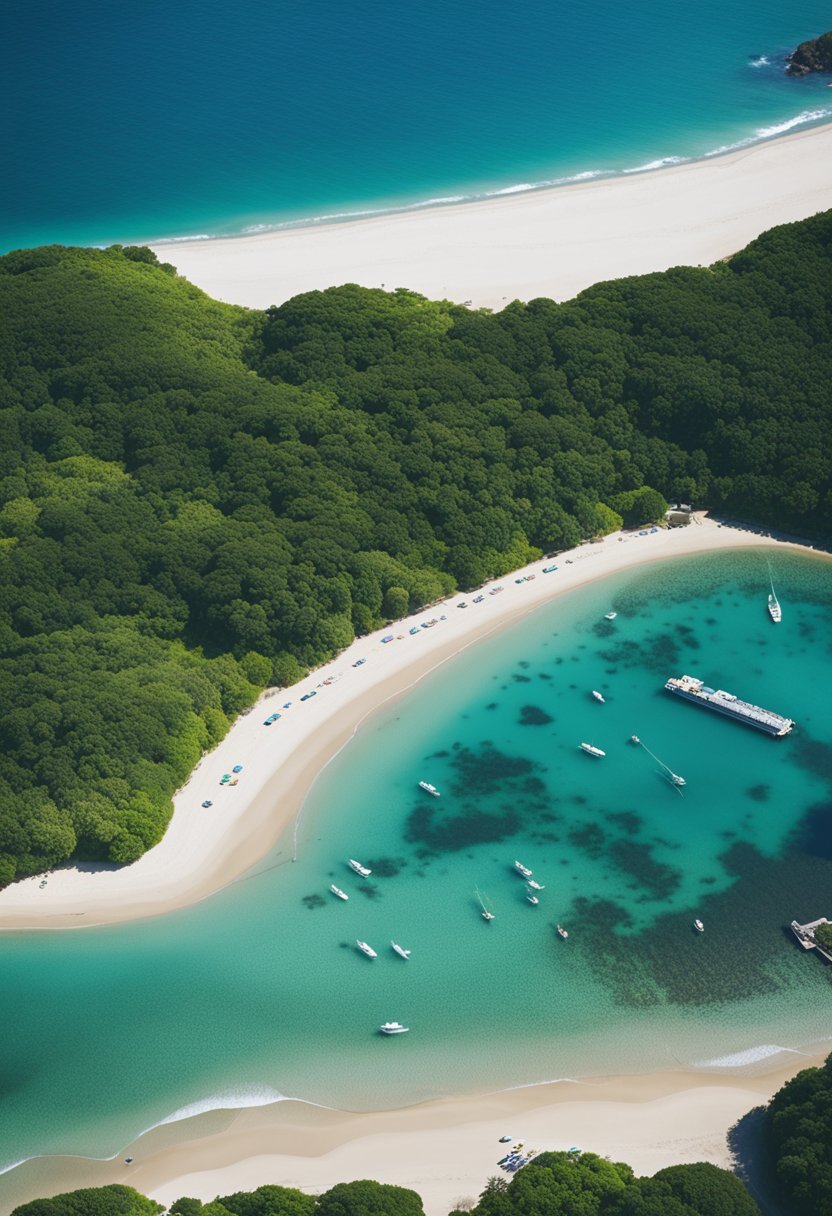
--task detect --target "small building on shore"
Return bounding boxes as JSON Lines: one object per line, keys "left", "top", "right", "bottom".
{"left": 791, "top": 918, "right": 832, "bottom": 963}
{"left": 666, "top": 503, "right": 693, "bottom": 527}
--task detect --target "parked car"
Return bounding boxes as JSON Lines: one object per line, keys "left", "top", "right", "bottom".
{"left": 542, "top": 565, "right": 558, "bottom": 574}
{"left": 352, "top": 658, "right": 367, "bottom": 666}
{"left": 381, "top": 634, "right": 394, "bottom": 643}
{"left": 300, "top": 690, "right": 317, "bottom": 701}
{"left": 263, "top": 713, "right": 281, "bottom": 725}
{"left": 457, "top": 601, "right": 468, "bottom": 608}
{"left": 473, "top": 595, "right": 484, "bottom": 603}
{"left": 201, "top": 800, "right": 213, "bottom": 808}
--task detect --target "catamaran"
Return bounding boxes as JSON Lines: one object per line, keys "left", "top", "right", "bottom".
{"left": 356, "top": 940, "right": 378, "bottom": 958}
{"left": 330, "top": 885, "right": 349, "bottom": 900}
{"left": 418, "top": 780, "right": 440, "bottom": 797}
{"left": 391, "top": 941, "right": 411, "bottom": 959}
{"left": 349, "top": 859, "right": 372, "bottom": 877}
{"left": 514, "top": 860, "right": 533, "bottom": 878}
{"left": 475, "top": 887, "right": 495, "bottom": 920}
{"left": 580, "top": 742, "right": 605, "bottom": 757}
{"left": 592, "top": 690, "right": 606, "bottom": 703}
{"left": 379, "top": 1022, "right": 409, "bottom": 1034}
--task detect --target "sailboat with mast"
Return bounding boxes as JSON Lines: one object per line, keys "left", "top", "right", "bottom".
{"left": 633, "top": 737, "right": 686, "bottom": 789}
{"left": 475, "top": 887, "right": 495, "bottom": 921}
{"left": 767, "top": 561, "right": 782, "bottom": 623}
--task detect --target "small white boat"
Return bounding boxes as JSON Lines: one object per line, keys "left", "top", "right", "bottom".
{"left": 418, "top": 780, "right": 440, "bottom": 797}
{"left": 526, "top": 889, "right": 540, "bottom": 905}
{"left": 349, "top": 859, "right": 372, "bottom": 877}
{"left": 580, "top": 742, "right": 605, "bottom": 757}
{"left": 768, "top": 592, "right": 782, "bottom": 624}
{"left": 669, "top": 772, "right": 686, "bottom": 787}
{"left": 380, "top": 1022, "right": 409, "bottom": 1034}
{"left": 356, "top": 940, "right": 378, "bottom": 958}
{"left": 527, "top": 879, "right": 545, "bottom": 891}
{"left": 475, "top": 887, "right": 495, "bottom": 920}
{"left": 330, "top": 885, "right": 349, "bottom": 900}
{"left": 631, "top": 735, "right": 641, "bottom": 745}
{"left": 604, "top": 611, "right": 617, "bottom": 620}
{"left": 693, "top": 919, "right": 704, "bottom": 933}
{"left": 592, "top": 690, "right": 606, "bottom": 703}
{"left": 556, "top": 924, "right": 569, "bottom": 940}
{"left": 514, "top": 860, "right": 533, "bottom": 878}
{"left": 391, "top": 941, "right": 411, "bottom": 959}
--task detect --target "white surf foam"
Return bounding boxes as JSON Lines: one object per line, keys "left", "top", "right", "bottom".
{"left": 623, "top": 156, "right": 687, "bottom": 174}
{"left": 750, "top": 55, "right": 770, "bottom": 68}
{"left": 692, "top": 1044, "right": 811, "bottom": 1069}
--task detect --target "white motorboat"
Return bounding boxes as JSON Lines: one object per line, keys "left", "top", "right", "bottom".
{"left": 379, "top": 1022, "right": 409, "bottom": 1034}
{"left": 514, "top": 860, "right": 533, "bottom": 878}
{"left": 556, "top": 924, "right": 569, "bottom": 940}
{"left": 768, "top": 592, "right": 782, "bottom": 623}
{"left": 391, "top": 941, "right": 411, "bottom": 959}
{"left": 349, "top": 859, "right": 372, "bottom": 877}
{"left": 526, "top": 888, "right": 540, "bottom": 906}
{"left": 693, "top": 919, "right": 704, "bottom": 933}
{"left": 418, "top": 780, "right": 440, "bottom": 797}
{"left": 631, "top": 735, "right": 641, "bottom": 745}
{"left": 527, "top": 879, "right": 545, "bottom": 891}
{"left": 669, "top": 772, "right": 686, "bottom": 787}
{"left": 356, "top": 940, "right": 378, "bottom": 958}
{"left": 580, "top": 742, "right": 605, "bottom": 757}
{"left": 592, "top": 690, "right": 606, "bottom": 703}
{"left": 330, "top": 885, "right": 349, "bottom": 900}
{"left": 475, "top": 887, "right": 495, "bottom": 920}
{"left": 604, "top": 611, "right": 617, "bottom": 620}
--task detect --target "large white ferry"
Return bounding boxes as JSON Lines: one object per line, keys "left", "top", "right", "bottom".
{"left": 664, "top": 675, "right": 794, "bottom": 736}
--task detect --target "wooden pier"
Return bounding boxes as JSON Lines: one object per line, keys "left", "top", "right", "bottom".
{"left": 790, "top": 918, "right": 832, "bottom": 963}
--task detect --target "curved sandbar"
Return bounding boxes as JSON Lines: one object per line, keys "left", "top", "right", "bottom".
{"left": 152, "top": 124, "right": 832, "bottom": 311}
{"left": 0, "top": 516, "right": 824, "bottom": 932}
{"left": 2, "top": 1055, "right": 827, "bottom": 1216}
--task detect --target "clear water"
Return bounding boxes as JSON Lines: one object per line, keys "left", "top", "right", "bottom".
{"left": 2, "top": 0, "right": 831, "bottom": 251}
{"left": 1, "top": 548, "right": 832, "bottom": 1191}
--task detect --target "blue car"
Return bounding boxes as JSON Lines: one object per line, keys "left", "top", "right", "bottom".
{"left": 542, "top": 564, "right": 558, "bottom": 574}
{"left": 232, "top": 765, "right": 243, "bottom": 773}
{"left": 300, "top": 690, "right": 317, "bottom": 702}
{"left": 201, "top": 800, "right": 213, "bottom": 809}
{"left": 263, "top": 713, "right": 281, "bottom": 725}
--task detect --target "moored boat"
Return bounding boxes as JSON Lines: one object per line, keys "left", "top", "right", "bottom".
{"left": 418, "top": 780, "right": 440, "bottom": 797}
{"left": 514, "top": 860, "right": 533, "bottom": 878}
{"left": 349, "top": 859, "right": 372, "bottom": 877}
{"left": 526, "top": 887, "right": 540, "bottom": 905}
{"left": 592, "top": 690, "right": 606, "bottom": 703}
{"left": 556, "top": 924, "right": 569, "bottom": 940}
{"left": 768, "top": 592, "right": 782, "bottom": 623}
{"left": 604, "top": 611, "right": 617, "bottom": 620}
{"left": 356, "top": 940, "right": 378, "bottom": 958}
{"left": 580, "top": 742, "right": 605, "bottom": 757}
{"left": 631, "top": 735, "right": 641, "bottom": 744}
{"left": 330, "top": 885, "right": 349, "bottom": 900}
{"left": 527, "top": 879, "right": 545, "bottom": 891}
{"left": 391, "top": 941, "right": 411, "bottom": 959}
{"left": 693, "top": 919, "right": 704, "bottom": 933}
{"left": 379, "top": 1022, "right": 409, "bottom": 1034}
{"left": 475, "top": 886, "right": 495, "bottom": 920}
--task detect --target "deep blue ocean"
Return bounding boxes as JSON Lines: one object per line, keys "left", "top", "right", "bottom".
{"left": 3, "top": 0, "right": 832, "bottom": 252}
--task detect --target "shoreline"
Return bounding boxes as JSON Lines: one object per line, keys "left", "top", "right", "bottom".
{"left": 151, "top": 122, "right": 832, "bottom": 311}
{"left": 1, "top": 1052, "right": 827, "bottom": 1215}
{"left": 0, "top": 515, "right": 827, "bottom": 934}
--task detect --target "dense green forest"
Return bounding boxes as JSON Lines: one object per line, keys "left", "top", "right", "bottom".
{"left": 766, "top": 1052, "right": 832, "bottom": 1214}
{"left": 1, "top": 212, "right": 831, "bottom": 880}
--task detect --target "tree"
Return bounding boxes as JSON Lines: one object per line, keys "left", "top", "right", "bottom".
{"left": 604, "top": 1163, "right": 759, "bottom": 1215}
{"left": 494, "top": 1150, "right": 632, "bottom": 1215}
{"left": 11, "top": 1185, "right": 163, "bottom": 1216}
{"left": 766, "top": 1054, "right": 832, "bottom": 1216}
{"left": 314, "top": 1179, "right": 425, "bottom": 1215}
{"left": 218, "top": 1184, "right": 314, "bottom": 1216}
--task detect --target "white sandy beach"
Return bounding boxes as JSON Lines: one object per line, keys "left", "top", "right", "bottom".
{"left": 0, "top": 515, "right": 824, "bottom": 933}
{"left": 3, "top": 1056, "right": 826, "bottom": 1216}
{"left": 151, "top": 124, "right": 832, "bottom": 311}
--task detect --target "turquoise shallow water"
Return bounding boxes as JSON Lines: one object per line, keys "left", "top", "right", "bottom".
{"left": 2, "top": 0, "right": 832, "bottom": 251}
{"left": 1, "top": 548, "right": 832, "bottom": 1191}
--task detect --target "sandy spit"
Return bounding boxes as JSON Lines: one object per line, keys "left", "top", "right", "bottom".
{"left": 150, "top": 124, "right": 832, "bottom": 311}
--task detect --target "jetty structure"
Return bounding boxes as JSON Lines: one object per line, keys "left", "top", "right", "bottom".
{"left": 664, "top": 675, "right": 794, "bottom": 737}
{"left": 791, "top": 918, "right": 832, "bottom": 963}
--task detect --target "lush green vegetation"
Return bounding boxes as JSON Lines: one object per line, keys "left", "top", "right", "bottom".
{"left": 1, "top": 211, "right": 831, "bottom": 880}
{"left": 11, "top": 1185, "right": 162, "bottom": 1216}
{"left": 766, "top": 1053, "right": 832, "bottom": 1214}
{"left": 813, "top": 921, "right": 832, "bottom": 952}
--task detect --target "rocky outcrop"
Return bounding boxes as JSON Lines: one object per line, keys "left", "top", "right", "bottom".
{"left": 786, "top": 31, "right": 832, "bottom": 76}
